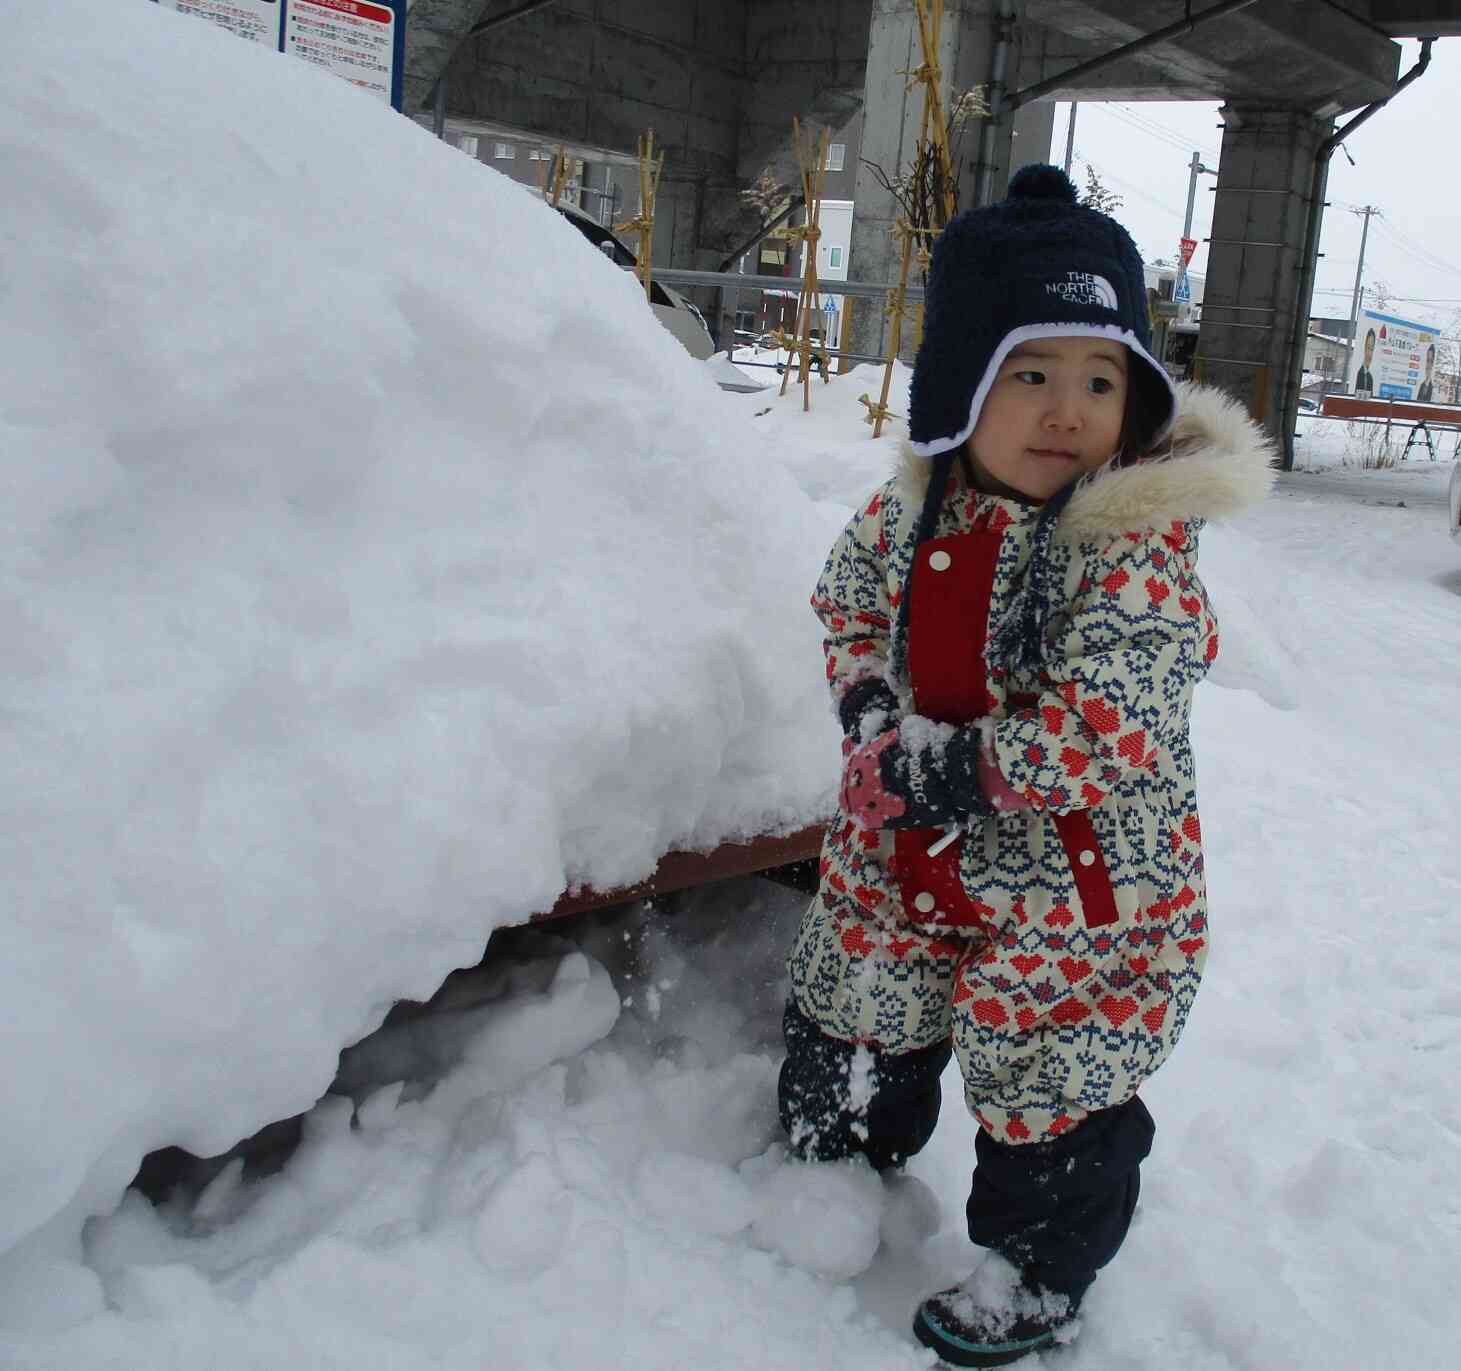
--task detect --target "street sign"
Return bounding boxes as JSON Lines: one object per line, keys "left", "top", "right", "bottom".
{"left": 286, "top": 0, "right": 403, "bottom": 107}
{"left": 1179, "top": 236, "right": 1197, "bottom": 265}
{"left": 1174, "top": 275, "right": 1191, "bottom": 303}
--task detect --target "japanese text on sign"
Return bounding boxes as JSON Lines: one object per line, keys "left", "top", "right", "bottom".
{"left": 285, "top": 0, "right": 396, "bottom": 102}
{"left": 158, "top": 0, "right": 283, "bottom": 47}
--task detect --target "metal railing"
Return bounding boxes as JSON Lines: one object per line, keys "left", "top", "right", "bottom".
{"left": 1297, "top": 403, "right": 1461, "bottom": 460}
{"left": 652, "top": 268, "right": 924, "bottom": 365}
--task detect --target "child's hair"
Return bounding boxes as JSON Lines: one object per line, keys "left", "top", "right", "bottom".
{"left": 1117, "top": 362, "right": 1172, "bottom": 465}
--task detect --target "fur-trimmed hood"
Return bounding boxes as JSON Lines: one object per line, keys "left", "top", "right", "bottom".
{"left": 894, "top": 381, "right": 1275, "bottom": 537}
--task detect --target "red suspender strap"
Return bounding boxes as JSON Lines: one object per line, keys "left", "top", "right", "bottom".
{"left": 894, "top": 529, "right": 1004, "bottom": 929}
{"left": 1050, "top": 811, "right": 1119, "bottom": 928}
{"left": 906, "top": 529, "right": 1002, "bottom": 723}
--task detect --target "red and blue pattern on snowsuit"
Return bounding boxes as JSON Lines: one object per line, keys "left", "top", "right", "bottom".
{"left": 788, "top": 446, "right": 1222, "bottom": 1145}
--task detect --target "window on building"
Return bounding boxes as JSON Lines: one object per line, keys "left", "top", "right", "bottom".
{"left": 828, "top": 246, "right": 843, "bottom": 268}
{"left": 528, "top": 148, "right": 546, "bottom": 161}
{"left": 457, "top": 135, "right": 479, "bottom": 158}
{"left": 826, "top": 143, "right": 846, "bottom": 172}
{"left": 494, "top": 143, "right": 515, "bottom": 160}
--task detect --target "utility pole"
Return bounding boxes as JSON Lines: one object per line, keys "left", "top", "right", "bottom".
{"left": 1174, "top": 150, "right": 1215, "bottom": 300}
{"left": 1162, "top": 151, "right": 1215, "bottom": 371}
{"left": 1340, "top": 205, "right": 1381, "bottom": 395}
{"left": 1063, "top": 103, "right": 1078, "bottom": 175}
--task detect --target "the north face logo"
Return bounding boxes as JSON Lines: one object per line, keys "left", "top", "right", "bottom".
{"left": 1045, "top": 272, "right": 1119, "bottom": 311}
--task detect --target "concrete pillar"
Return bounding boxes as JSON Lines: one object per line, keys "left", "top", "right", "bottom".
{"left": 1196, "top": 105, "right": 1333, "bottom": 442}
{"left": 848, "top": 0, "right": 1050, "bottom": 361}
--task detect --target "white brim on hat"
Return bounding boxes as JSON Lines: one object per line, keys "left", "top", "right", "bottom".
{"left": 906, "top": 322, "right": 1179, "bottom": 460}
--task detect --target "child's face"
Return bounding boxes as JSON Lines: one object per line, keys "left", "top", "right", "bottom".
{"left": 966, "top": 336, "right": 1129, "bottom": 501}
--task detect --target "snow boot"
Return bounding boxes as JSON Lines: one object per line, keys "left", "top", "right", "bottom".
{"left": 912, "top": 1258, "right": 1077, "bottom": 1367}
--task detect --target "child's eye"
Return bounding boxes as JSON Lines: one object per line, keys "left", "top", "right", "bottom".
{"left": 1012, "top": 369, "right": 1045, "bottom": 385}
{"left": 1088, "top": 376, "right": 1117, "bottom": 395}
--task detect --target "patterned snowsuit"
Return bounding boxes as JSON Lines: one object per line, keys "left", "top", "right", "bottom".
{"left": 787, "top": 384, "right": 1274, "bottom": 1146}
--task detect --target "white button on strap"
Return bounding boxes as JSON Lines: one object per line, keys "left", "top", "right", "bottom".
{"left": 914, "top": 891, "right": 937, "bottom": 913}
{"left": 1078, "top": 849, "right": 1097, "bottom": 867}
{"left": 928, "top": 550, "right": 952, "bottom": 572}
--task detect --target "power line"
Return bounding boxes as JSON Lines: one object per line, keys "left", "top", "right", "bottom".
{"left": 1371, "top": 217, "right": 1461, "bottom": 279}
{"left": 1104, "top": 102, "right": 1222, "bottom": 163}
{"left": 1072, "top": 148, "right": 1192, "bottom": 227}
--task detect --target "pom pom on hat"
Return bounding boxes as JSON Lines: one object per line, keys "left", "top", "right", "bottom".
{"left": 1006, "top": 163, "right": 1078, "bottom": 204}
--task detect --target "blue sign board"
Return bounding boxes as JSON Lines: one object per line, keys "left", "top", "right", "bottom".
{"left": 154, "top": 0, "right": 407, "bottom": 110}
{"left": 1173, "top": 275, "right": 1191, "bottom": 303}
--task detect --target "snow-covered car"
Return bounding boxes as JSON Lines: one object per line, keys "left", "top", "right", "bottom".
{"left": 1449, "top": 459, "right": 1461, "bottom": 542}
{"left": 552, "top": 200, "right": 715, "bottom": 360}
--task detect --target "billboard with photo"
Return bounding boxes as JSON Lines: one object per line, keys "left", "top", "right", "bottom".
{"left": 1350, "top": 308, "right": 1442, "bottom": 401}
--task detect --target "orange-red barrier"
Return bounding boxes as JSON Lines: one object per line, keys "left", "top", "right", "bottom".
{"left": 534, "top": 822, "right": 826, "bottom": 921}
{"left": 1319, "top": 395, "right": 1461, "bottom": 425}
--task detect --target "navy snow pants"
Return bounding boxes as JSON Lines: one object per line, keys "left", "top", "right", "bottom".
{"left": 778, "top": 997, "right": 1155, "bottom": 1304}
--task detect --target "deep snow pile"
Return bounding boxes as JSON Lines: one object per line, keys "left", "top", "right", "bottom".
{"left": 8, "top": 448, "right": 1455, "bottom": 1371}
{"left": 7, "top": 4, "right": 1461, "bottom": 1365}
{"left": 1, "top": 0, "right": 856, "bottom": 1299}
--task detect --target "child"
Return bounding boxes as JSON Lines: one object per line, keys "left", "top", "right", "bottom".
{"left": 778, "top": 165, "right": 1273, "bottom": 1366}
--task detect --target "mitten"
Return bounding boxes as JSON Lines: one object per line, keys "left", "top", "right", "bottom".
{"left": 839, "top": 719, "right": 994, "bottom": 830}
{"left": 836, "top": 676, "right": 900, "bottom": 741}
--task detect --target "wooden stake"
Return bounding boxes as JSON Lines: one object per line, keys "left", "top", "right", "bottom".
{"left": 777, "top": 120, "right": 832, "bottom": 411}
{"left": 615, "top": 129, "right": 665, "bottom": 304}
{"left": 545, "top": 145, "right": 572, "bottom": 207}
{"left": 837, "top": 295, "right": 856, "bottom": 375}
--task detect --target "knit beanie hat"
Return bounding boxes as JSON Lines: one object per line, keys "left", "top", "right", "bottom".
{"left": 908, "top": 163, "right": 1177, "bottom": 460}
{"left": 890, "top": 166, "right": 1178, "bottom": 691}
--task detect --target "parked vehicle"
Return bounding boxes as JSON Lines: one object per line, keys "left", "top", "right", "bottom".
{"left": 551, "top": 200, "right": 715, "bottom": 360}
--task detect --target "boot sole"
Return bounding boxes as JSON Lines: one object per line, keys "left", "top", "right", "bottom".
{"left": 912, "top": 1305, "right": 1058, "bottom": 1367}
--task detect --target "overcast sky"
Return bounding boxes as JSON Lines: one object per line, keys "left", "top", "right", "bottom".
{"left": 1047, "top": 37, "right": 1460, "bottom": 332}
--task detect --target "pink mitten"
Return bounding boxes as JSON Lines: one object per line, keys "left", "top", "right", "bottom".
{"left": 839, "top": 729, "right": 909, "bottom": 829}
{"left": 976, "top": 740, "right": 1032, "bottom": 812}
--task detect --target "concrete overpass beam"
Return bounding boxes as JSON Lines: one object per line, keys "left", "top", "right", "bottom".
{"left": 848, "top": 1, "right": 1054, "bottom": 360}
{"left": 1196, "top": 105, "right": 1333, "bottom": 442}
{"left": 691, "top": 1, "right": 873, "bottom": 269}
{"left": 404, "top": 0, "right": 495, "bottom": 114}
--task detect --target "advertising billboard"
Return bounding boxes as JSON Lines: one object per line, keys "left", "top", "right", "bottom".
{"left": 1350, "top": 308, "right": 1442, "bottom": 402}
{"left": 154, "top": 0, "right": 407, "bottom": 109}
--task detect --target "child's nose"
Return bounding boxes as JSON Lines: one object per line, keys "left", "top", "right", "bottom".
{"left": 1044, "top": 384, "right": 1084, "bottom": 429}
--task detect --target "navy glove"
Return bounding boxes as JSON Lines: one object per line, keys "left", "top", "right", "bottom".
{"left": 836, "top": 676, "right": 901, "bottom": 741}
{"left": 840, "top": 720, "right": 994, "bottom": 830}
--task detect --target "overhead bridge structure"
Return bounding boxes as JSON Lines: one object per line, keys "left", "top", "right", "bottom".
{"left": 405, "top": 1, "right": 1459, "bottom": 462}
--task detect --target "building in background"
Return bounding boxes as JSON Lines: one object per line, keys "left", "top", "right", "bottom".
{"left": 422, "top": 119, "right": 637, "bottom": 227}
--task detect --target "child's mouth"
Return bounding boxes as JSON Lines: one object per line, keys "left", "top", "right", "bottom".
{"left": 1028, "top": 448, "right": 1079, "bottom": 461}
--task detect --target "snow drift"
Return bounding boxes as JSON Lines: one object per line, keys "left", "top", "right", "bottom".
{"left": 0, "top": 0, "right": 843, "bottom": 1287}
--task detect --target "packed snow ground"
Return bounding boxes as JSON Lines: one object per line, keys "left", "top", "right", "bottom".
{"left": 5, "top": 2, "right": 1461, "bottom": 1367}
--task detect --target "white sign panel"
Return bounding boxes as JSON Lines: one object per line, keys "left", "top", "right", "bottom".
{"left": 285, "top": 0, "right": 397, "bottom": 104}
{"left": 158, "top": 0, "right": 283, "bottom": 47}
{"left": 1351, "top": 308, "right": 1442, "bottom": 401}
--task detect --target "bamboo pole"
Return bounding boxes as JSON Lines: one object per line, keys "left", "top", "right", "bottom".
{"left": 775, "top": 120, "right": 832, "bottom": 410}
{"left": 544, "top": 145, "right": 572, "bottom": 207}
{"left": 615, "top": 130, "right": 664, "bottom": 304}
{"left": 837, "top": 295, "right": 856, "bottom": 375}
